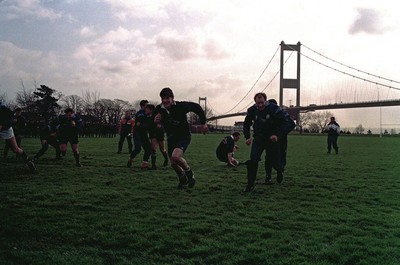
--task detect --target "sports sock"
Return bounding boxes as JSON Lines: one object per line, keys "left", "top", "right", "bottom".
{"left": 20, "top": 151, "right": 28, "bottom": 162}
{"left": 151, "top": 153, "right": 156, "bottom": 168}
{"left": 162, "top": 151, "right": 168, "bottom": 163}
{"left": 73, "top": 153, "right": 80, "bottom": 163}
{"left": 185, "top": 167, "right": 194, "bottom": 179}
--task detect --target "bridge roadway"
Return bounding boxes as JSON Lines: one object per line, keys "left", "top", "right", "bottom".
{"left": 207, "top": 99, "right": 400, "bottom": 121}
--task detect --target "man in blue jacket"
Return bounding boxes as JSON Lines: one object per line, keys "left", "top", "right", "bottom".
{"left": 243, "top": 93, "right": 286, "bottom": 192}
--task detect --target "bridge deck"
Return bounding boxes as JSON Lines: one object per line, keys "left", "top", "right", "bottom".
{"left": 207, "top": 99, "right": 400, "bottom": 121}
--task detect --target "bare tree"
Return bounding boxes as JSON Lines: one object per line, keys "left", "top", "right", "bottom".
{"left": 81, "top": 89, "right": 100, "bottom": 116}
{"left": 354, "top": 124, "right": 365, "bottom": 134}
{"left": 308, "top": 122, "right": 320, "bottom": 133}
{"left": 15, "top": 81, "right": 35, "bottom": 111}
{"left": 61, "top": 95, "right": 84, "bottom": 113}
{"left": 0, "top": 90, "right": 8, "bottom": 106}
{"left": 311, "top": 110, "right": 334, "bottom": 133}
{"left": 92, "top": 99, "right": 114, "bottom": 124}
{"left": 187, "top": 107, "right": 213, "bottom": 125}
{"left": 298, "top": 112, "right": 313, "bottom": 132}
{"left": 112, "top": 99, "right": 134, "bottom": 124}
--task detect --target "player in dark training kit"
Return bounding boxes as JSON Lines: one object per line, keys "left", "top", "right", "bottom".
{"left": 216, "top": 132, "right": 241, "bottom": 167}
{"left": 127, "top": 100, "right": 152, "bottom": 169}
{"left": 33, "top": 118, "right": 61, "bottom": 161}
{"left": 117, "top": 110, "right": 134, "bottom": 154}
{"left": 58, "top": 108, "right": 83, "bottom": 167}
{"left": 144, "top": 104, "right": 168, "bottom": 169}
{"left": 153, "top": 87, "right": 208, "bottom": 189}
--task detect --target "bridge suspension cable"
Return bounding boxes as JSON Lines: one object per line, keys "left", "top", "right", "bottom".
{"left": 206, "top": 100, "right": 221, "bottom": 115}
{"left": 237, "top": 51, "right": 295, "bottom": 112}
{"left": 284, "top": 43, "right": 400, "bottom": 92}
{"left": 299, "top": 52, "right": 400, "bottom": 91}
{"left": 220, "top": 45, "right": 280, "bottom": 115}
{"left": 302, "top": 44, "right": 400, "bottom": 85}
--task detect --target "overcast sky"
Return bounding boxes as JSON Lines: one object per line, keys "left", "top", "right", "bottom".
{"left": 1, "top": 0, "right": 400, "bottom": 130}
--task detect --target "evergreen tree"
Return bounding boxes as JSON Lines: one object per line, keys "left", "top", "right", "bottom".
{"left": 33, "top": 85, "right": 61, "bottom": 122}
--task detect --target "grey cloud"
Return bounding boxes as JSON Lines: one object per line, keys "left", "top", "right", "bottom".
{"left": 1, "top": 1, "right": 62, "bottom": 21}
{"left": 100, "top": 61, "right": 132, "bottom": 74}
{"left": 188, "top": 74, "right": 244, "bottom": 98}
{"left": 156, "top": 35, "right": 198, "bottom": 61}
{"left": 202, "top": 40, "right": 230, "bottom": 60}
{"left": 349, "top": 8, "right": 386, "bottom": 35}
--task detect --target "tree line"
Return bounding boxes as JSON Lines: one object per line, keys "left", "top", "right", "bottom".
{"left": 1, "top": 83, "right": 150, "bottom": 125}
{"left": 0, "top": 83, "right": 214, "bottom": 128}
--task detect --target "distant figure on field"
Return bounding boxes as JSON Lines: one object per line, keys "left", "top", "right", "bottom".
{"left": 327, "top": 117, "right": 340, "bottom": 154}
{"left": 216, "top": 132, "right": 241, "bottom": 167}
{"left": 117, "top": 110, "right": 134, "bottom": 154}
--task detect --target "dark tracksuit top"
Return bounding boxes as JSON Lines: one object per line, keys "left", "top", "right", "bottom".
{"left": 243, "top": 102, "right": 286, "bottom": 142}
{"left": 39, "top": 123, "right": 58, "bottom": 141}
{"left": 58, "top": 114, "right": 83, "bottom": 132}
{"left": 57, "top": 114, "right": 83, "bottom": 144}
{"left": 216, "top": 135, "right": 235, "bottom": 162}
{"left": 134, "top": 109, "right": 147, "bottom": 137}
{"left": 130, "top": 109, "right": 152, "bottom": 160}
{"left": 153, "top": 101, "right": 206, "bottom": 139}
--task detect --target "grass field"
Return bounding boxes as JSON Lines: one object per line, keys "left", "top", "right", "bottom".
{"left": 1, "top": 134, "right": 400, "bottom": 265}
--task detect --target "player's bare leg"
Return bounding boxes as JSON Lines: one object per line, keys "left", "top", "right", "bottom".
{"left": 171, "top": 148, "right": 195, "bottom": 188}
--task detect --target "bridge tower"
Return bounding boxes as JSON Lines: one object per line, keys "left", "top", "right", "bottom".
{"left": 199, "top": 97, "right": 207, "bottom": 114}
{"left": 279, "top": 41, "right": 301, "bottom": 107}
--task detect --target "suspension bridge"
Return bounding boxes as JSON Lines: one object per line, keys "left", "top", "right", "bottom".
{"left": 205, "top": 41, "right": 400, "bottom": 123}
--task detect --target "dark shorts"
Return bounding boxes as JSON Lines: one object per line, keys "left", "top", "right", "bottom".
{"left": 58, "top": 131, "right": 79, "bottom": 145}
{"left": 216, "top": 151, "right": 228, "bottom": 163}
{"left": 149, "top": 128, "right": 165, "bottom": 141}
{"left": 167, "top": 136, "right": 191, "bottom": 157}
